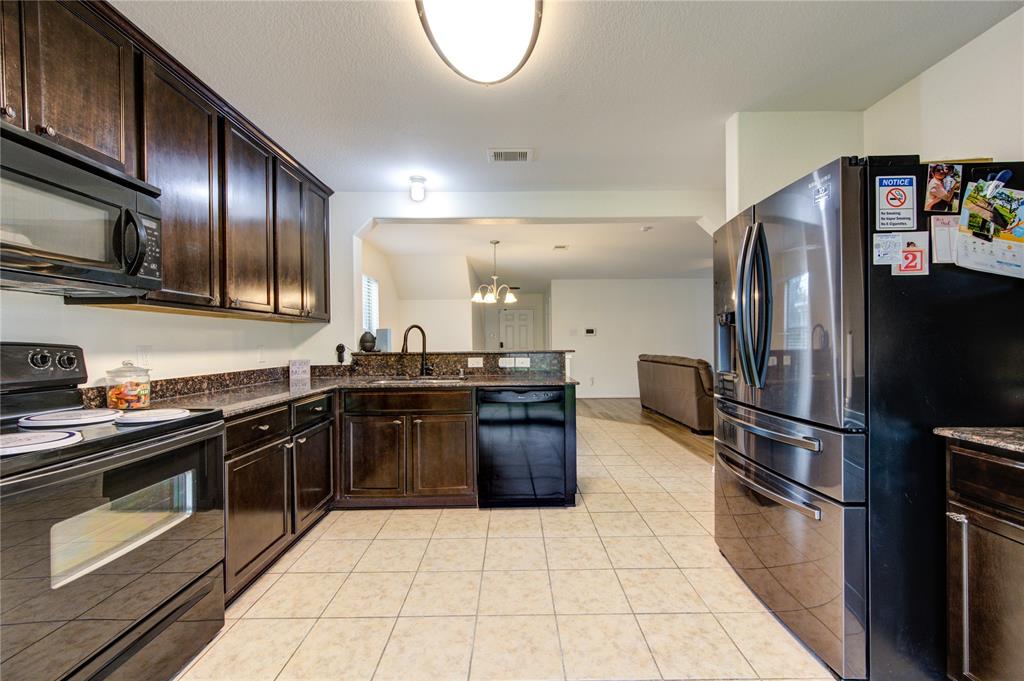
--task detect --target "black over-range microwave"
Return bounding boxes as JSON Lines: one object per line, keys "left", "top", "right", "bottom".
{"left": 0, "top": 122, "right": 162, "bottom": 296}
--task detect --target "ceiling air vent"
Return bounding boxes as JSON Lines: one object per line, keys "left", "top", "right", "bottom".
{"left": 488, "top": 148, "right": 533, "bottom": 163}
{"left": 553, "top": 244, "right": 569, "bottom": 251}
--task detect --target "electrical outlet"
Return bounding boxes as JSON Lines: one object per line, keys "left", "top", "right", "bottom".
{"left": 589, "top": 377, "right": 595, "bottom": 386}
{"left": 498, "top": 357, "right": 515, "bottom": 368}
{"left": 514, "top": 357, "right": 531, "bottom": 368}
{"left": 136, "top": 345, "right": 152, "bottom": 368}
{"left": 257, "top": 345, "right": 266, "bottom": 364}
{"left": 468, "top": 357, "right": 484, "bottom": 368}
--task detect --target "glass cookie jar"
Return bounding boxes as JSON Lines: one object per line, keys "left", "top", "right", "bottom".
{"left": 106, "top": 361, "right": 152, "bottom": 410}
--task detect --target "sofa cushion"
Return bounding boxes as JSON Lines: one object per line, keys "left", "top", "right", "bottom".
{"left": 638, "top": 355, "right": 713, "bottom": 394}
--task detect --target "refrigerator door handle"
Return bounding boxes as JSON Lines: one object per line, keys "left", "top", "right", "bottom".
{"left": 750, "top": 222, "right": 773, "bottom": 388}
{"left": 735, "top": 223, "right": 757, "bottom": 386}
{"left": 718, "top": 453, "right": 822, "bottom": 521}
{"left": 715, "top": 407, "right": 822, "bottom": 452}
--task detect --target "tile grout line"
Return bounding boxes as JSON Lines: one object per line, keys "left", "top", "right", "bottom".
{"left": 464, "top": 507, "right": 490, "bottom": 681}
{"left": 366, "top": 508, "right": 420, "bottom": 681}
{"left": 540, "top": 505, "right": 570, "bottom": 681}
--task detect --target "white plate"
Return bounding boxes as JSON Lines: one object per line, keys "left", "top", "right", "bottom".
{"left": 0, "top": 430, "right": 83, "bottom": 456}
{"left": 18, "top": 408, "right": 122, "bottom": 428}
{"left": 115, "top": 408, "right": 190, "bottom": 425}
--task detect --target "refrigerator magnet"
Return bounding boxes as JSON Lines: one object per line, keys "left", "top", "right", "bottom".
{"left": 892, "top": 232, "right": 930, "bottom": 276}
{"left": 924, "top": 164, "right": 963, "bottom": 213}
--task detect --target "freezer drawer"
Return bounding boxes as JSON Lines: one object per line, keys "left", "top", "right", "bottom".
{"left": 715, "top": 399, "right": 865, "bottom": 502}
{"left": 715, "top": 443, "right": 866, "bottom": 680}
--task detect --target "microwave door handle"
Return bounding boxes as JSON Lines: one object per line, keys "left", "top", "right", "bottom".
{"left": 734, "top": 223, "right": 755, "bottom": 386}
{"left": 718, "top": 454, "right": 822, "bottom": 521}
{"left": 122, "top": 209, "right": 148, "bottom": 275}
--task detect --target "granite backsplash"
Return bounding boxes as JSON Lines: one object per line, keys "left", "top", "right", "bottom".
{"left": 82, "top": 351, "right": 569, "bottom": 408}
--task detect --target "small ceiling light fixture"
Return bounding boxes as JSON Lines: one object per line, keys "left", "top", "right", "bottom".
{"left": 409, "top": 175, "right": 426, "bottom": 202}
{"left": 640, "top": 225, "right": 654, "bottom": 232}
{"left": 416, "top": 0, "right": 542, "bottom": 85}
{"left": 472, "top": 240, "right": 517, "bottom": 304}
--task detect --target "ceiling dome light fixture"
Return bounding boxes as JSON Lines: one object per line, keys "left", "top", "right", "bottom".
{"left": 416, "top": 0, "right": 542, "bottom": 85}
{"left": 472, "top": 240, "right": 517, "bottom": 304}
{"left": 409, "top": 175, "right": 426, "bottom": 202}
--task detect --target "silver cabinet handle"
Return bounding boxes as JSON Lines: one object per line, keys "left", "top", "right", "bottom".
{"left": 312, "top": 406, "right": 325, "bottom": 412}
{"left": 413, "top": 419, "right": 423, "bottom": 424}
{"left": 1, "top": 104, "right": 15, "bottom": 119}
{"left": 946, "top": 511, "right": 968, "bottom": 524}
{"left": 255, "top": 424, "right": 271, "bottom": 431}
{"left": 392, "top": 419, "right": 402, "bottom": 425}
{"left": 297, "top": 437, "right": 307, "bottom": 444}
{"left": 40, "top": 124, "right": 56, "bottom": 137}
{"left": 284, "top": 442, "right": 294, "bottom": 449}
{"left": 718, "top": 454, "right": 821, "bottom": 521}
{"left": 716, "top": 408, "right": 821, "bottom": 452}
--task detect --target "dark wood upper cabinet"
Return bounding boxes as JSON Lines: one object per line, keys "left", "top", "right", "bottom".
{"left": 343, "top": 415, "right": 406, "bottom": 498}
{"left": 302, "top": 185, "right": 330, "bottom": 320}
{"left": 223, "top": 122, "right": 274, "bottom": 313}
{"left": 274, "top": 161, "right": 304, "bottom": 316}
{"left": 293, "top": 420, "right": 334, "bottom": 535}
{"left": 21, "top": 1, "right": 136, "bottom": 173}
{"left": 142, "top": 57, "right": 220, "bottom": 306}
{"left": 0, "top": 1, "right": 24, "bottom": 128}
{"left": 408, "top": 413, "right": 475, "bottom": 497}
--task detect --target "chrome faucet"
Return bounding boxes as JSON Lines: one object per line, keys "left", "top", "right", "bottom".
{"left": 401, "top": 325, "right": 433, "bottom": 376}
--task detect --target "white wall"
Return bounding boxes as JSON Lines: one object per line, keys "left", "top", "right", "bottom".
{"left": 549, "top": 278, "right": 712, "bottom": 399}
{"left": 360, "top": 239, "right": 400, "bottom": 333}
{"left": 725, "top": 111, "right": 864, "bottom": 219}
{"left": 864, "top": 9, "right": 1023, "bottom": 161}
{"left": 396, "top": 299, "right": 473, "bottom": 352}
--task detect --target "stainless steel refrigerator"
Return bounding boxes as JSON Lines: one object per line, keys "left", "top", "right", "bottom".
{"left": 712, "top": 156, "right": 1024, "bottom": 680}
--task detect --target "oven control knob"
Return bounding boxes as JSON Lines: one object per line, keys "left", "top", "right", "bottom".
{"left": 28, "top": 350, "right": 52, "bottom": 369}
{"left": 56, "top": 353, "right": 78, "bottom": 370}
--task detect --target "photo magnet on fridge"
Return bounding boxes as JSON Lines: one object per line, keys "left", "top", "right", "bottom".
{"left": 924, "top": 163, "right": 962, "bottom": 213}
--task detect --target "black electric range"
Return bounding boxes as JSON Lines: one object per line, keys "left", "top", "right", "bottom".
{"left": 0, "top": 343, "right": 227, "bottom": 681}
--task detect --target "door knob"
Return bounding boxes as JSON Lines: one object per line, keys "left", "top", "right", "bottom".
{"left": 1, "top": 104, "right": 15, "bottom": 119}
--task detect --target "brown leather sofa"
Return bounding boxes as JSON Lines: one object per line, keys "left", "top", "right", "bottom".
{"left": 637, "top": 354, "right": 714, "bottom": 433}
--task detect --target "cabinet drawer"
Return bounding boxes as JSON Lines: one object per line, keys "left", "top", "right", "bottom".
{"left": 292, "top": 393, "right": 333, "bottom": 430}
{"left": 344, "top": 390, "right": 472, "bottom": 414}
{"left": 226, "top": 406, "right": 290, "bottom": 453}
{"left": 949, "top": 445, "right": 1024, "bottom": 514}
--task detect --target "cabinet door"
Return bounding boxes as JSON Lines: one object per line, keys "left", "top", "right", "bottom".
{"left": 947, "top": 503, "right": 1024, "bottom": 681}
{"left": 1, "top": 1, "right": 24, "bottom": 128}
{"left": 274, "top": 161, "right": 304, "bottom": 316}
{"left": 342, "top": 415, "right": 405, "bottom": 497}
{"left": 142, "top": 57, "right": 220, "bottom": 306}
{"left": 302, "top": 185, "right": 330, "bottom": 320}
{"left": 225, "top": 439, "right": 291, "bottom": 597}
{"left": 22, "top": 1, "right": 136, "bottom": 173}
{"left": 293, "top": 420, "right": 333, "bottom": 534}
{"left": 223, "top": 122, "right": 274, "bottom": 312}
{"left": 408, "top": 413, "right": 475, "bottom": 497}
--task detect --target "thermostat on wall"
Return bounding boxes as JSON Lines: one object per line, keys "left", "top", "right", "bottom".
{"left": 584, "top": 328, "right": 596, "bottom": 336}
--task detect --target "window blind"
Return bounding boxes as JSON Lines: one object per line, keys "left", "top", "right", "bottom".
{"left": 362, "top": 275, "right": 379, "bottom": 333}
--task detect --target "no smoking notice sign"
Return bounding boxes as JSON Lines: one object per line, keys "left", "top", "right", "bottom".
{"left": 876, "top": 176, "right": 917, "bottom": 231}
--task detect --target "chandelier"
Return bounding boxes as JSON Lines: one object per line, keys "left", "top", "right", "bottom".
{"left": 472, "top": 240, "right": 518, "bottom": 304}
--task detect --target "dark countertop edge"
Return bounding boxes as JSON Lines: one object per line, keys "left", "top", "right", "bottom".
{"left": 158, "top": 375, "right": 578, "bottom": 419}
{"left": 933, "top": 427, "right": 1024, "bottom": 454}
{"left": 350, "top": 350, "right": 576, "bottom": 355}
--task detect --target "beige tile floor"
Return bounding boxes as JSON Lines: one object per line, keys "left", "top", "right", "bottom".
{"left": 178, "top": 408, "right": 832, "bottom": 681}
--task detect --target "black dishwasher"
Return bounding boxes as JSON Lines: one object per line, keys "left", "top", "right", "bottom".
{"left": 477, "top": 388, "right": 575, "bottom": 507}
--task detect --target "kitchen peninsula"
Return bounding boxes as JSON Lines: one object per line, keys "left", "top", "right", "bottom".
{"left": 125, "top": 350, "right": 577, "bottom": 599}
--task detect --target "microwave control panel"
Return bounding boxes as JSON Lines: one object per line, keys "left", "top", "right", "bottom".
{"left": 139, "top": 217, "right": 161, "bottom": 281}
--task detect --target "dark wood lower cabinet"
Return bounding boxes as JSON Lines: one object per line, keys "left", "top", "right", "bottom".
{"left": 409, "top": 413, "right": 475, "bottom": 497}
{"left": 342, "top": 414, "right": 406, "bottom": 498}
{"left": 945, "top": 440, "right": 1024, "bottom": 681}
{"left": 225, "top": 437, "right": 291, "bottom": 598}
{"left": 293, "top": 419, "right": 334, "bottom": 535}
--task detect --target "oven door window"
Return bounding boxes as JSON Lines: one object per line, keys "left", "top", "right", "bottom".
{"left": 49, "top": 469, "right": 195, "bottom": 589}
{"left": 0, "top": 171, "right": 121, "bottom": 268}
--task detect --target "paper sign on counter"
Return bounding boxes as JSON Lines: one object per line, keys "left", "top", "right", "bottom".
{"left": 289, "top": 359, "right": 311, "bottom": 391}
{"left": 876, "top": 176, "right": 917, "bottom": 231}
{"left": 873, "top": 233, "right": 903, "bottom": 265}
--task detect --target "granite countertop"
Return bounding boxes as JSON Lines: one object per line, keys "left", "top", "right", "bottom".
{"left": 934, "top": 427, "right": 1024, "bottom": 454}
{"left": 157, "top": 375, "right": 577, "bottom": 418}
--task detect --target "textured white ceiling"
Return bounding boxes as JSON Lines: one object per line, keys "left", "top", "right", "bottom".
{"left": 364, "top": 219, "right": 712, "bottom": 292}
{"left": 112, "top": 1, "right": 1021, "bottom": 192}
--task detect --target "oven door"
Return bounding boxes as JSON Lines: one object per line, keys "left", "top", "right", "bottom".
{"left": 714, "top": 443, "right": 866, "bottom": 680}
{"left": 0, "top": 124, "right": 161, "bottom": 296}
{"left": 0, "top": 422, "right": 224, "bottom": 681}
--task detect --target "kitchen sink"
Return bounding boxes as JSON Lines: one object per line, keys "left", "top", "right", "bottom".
{"left": 368, "top": 376, "right": 468, "bottom": 384}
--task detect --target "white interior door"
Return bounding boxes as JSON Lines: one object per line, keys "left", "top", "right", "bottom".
{"left": 499, "top": 309, "right": 535, "bottom": 351}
